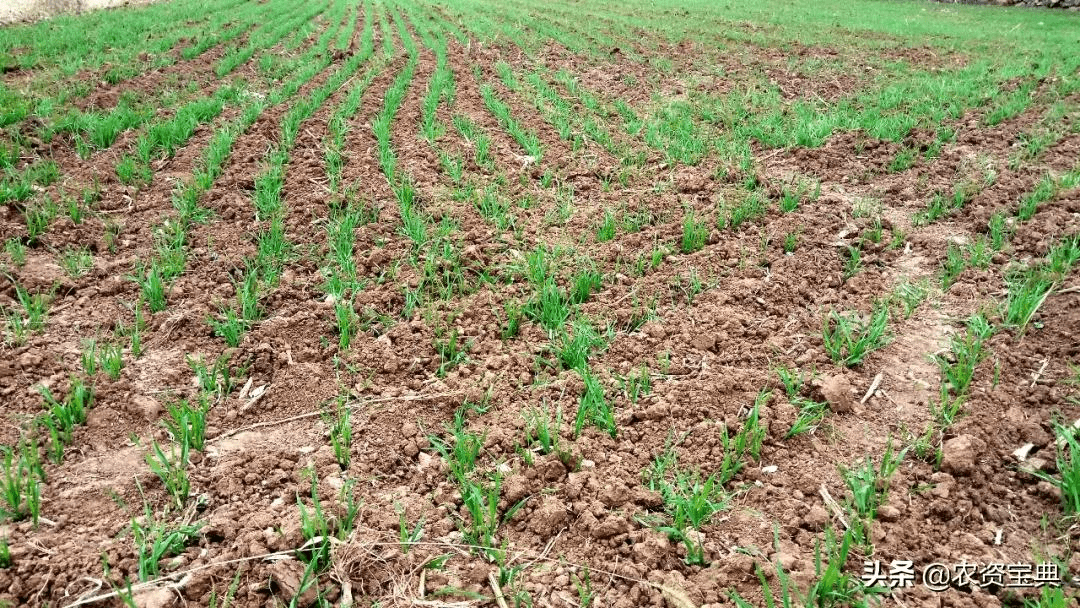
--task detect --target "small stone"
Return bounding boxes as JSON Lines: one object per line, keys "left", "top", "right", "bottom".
{"left": 1013, "top": 443, "right": 1035, "bottom": 461}
{"left": 403, "top": 441, "right": 419, "bottom": 458}
{"left": 1020, "top": 457, "right": 1050, "bottom": 476}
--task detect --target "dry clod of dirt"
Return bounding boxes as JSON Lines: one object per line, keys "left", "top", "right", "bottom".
{"left": 941, "top": 434, "right": 984, "bottom": 476}
{"left": 817, "top": 374, "right": 854, "bottom": 413}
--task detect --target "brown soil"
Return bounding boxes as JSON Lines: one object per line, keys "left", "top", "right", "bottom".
{"left": 0, "top": 4, "right": 1078, "bottom": 608}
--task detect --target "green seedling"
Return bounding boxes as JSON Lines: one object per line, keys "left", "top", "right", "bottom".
{"left": 428, "top": 411, "right": 484, "bottom": 484}
{"left": 787, "top": 397, "right": 829, "bottom": 437}
{"left": 396, "top": 503, "right": 425, "bottom": 553}
{"left": 574, "top": 368, "right": 615, "bottom": 438}
{"left": 161, "top": 398, "right": 208, "bottom": 455}
{"left": 0, "top": 442, "right": 42, "bottom": 524}
{"left": 99, "top": 342, "right": 123, "bottom": 379}
{"left": 325, "top": 396, "right": 351, "bottom": 469}
{"left": 145, "top": 441, "right": 189, "bottom": 508}
{"left": 822, "top": 305, "right": 891, "bottom": 367}
{"left": 596, "top": 208, "right": 616, "bottom": 242}
{"left": 434, "top": 328, "right": 471, "bottom": 377}
{"left": 842, "top": 246, "right": 862, "bottom": 280}
{"left": 60, "top": 246, "right": 93, "bottom": 277}
{"left": 890, "top": 278, "right": 930, "bottom": 319}
{"left": 524, "top": 404, "right": 562, "bottom": 455}
{"left": 680, "top": 210, "right": 708, "bottom": 254}
{"left": 130, "top": 500, "right": 202, "bottom": 581}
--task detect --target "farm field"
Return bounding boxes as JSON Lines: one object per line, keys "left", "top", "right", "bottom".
{"left": 1, "top": 0, "right": 1079, "bottom": 606}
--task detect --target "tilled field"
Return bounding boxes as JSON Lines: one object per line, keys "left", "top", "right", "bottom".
{"left": 1, "top": 1, "right": 1079, "bottom": 607}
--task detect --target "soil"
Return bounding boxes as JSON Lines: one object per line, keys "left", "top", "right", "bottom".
{"left": 0, "top": 3, "right": 1078, "bottom": 608}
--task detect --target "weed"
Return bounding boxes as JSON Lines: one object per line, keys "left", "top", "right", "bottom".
{"left": 396, "top": 503, "right": 425, "bottom": 553}
{"left": 553, "top": 319, "right": 606, "bottom": 371}
{"left": 1003, "top": 267, "right": 1054, "bottom": 333}
{"left": 618, "top": 364, "right": 652, "bottom": 404}
{"left": 187, "top": 354, "right": 235, "bottom": 401}
{"left": 775, "top": 365, "right": 805, "bottom": 398}
{"left": 81, "top": 338, "right": 98, "bottom": 375}
{"left": 133, "top": 262, "right": 167, "bottom": 312}
{"left": 572, "top": 568, "right": 596, "bottom": 607}
{"left": 4, "top": 239, "right": 26, "bottom": 266}
{"left": 724, "top": 190, "right": 767, "bottom": 231}
{"left": 208, "top": 308, "right": 246, "bottom": 347}
{"left": 787, "top": 397, "right": 829, "bottom": 437}
{"left": 500, "top": 300, "right": 524, "bottom": 340}
{"left": 933, "top": 314, "right": 993, "bottom": 398}
{"left": 675, "top": 268, "right": 706, "bottom": 305}
{"left": 988, "top": 212, "right": 1011, "bottom": 251}
{"left": 731, "top": 528, "right": 886, "bottom": 608}
{"left": 839, "top": 440, "right": 906, "bottom": 548}
{"left": 13, "top": 284, "right": 49, "bottom": 332}
{"left": 524, "top": 278, "right": 571, "bottom": 335}
{"left": 569, "top": 266, "right": 602, "bottom": 305}
{"left": 645, "top": 434, "right": 728, "bottom": 565}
